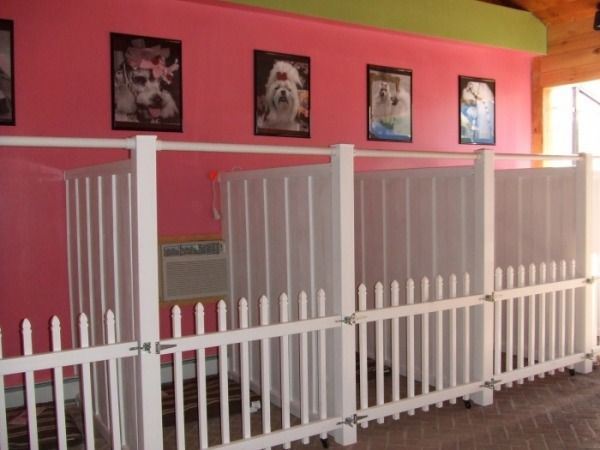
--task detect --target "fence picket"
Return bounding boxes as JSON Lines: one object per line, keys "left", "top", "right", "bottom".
{"left": 517, "top": 266, "right": 525, "bottom": 384}
{"left": 317, "top": 290, "right": 328, "bottom": 439}
{"left": 298, "top": 292, "right": 309, "bottom": 444}
{"left": 506, "top": 267, "right": 514, "bottom": 387}
{"left": 217, "top": 300, "right": 230, "bottom": 444}
{"left": 568, "top": 261, "right": 576, "bottom": 369}
{"left": 558, "top": 261, "right": 566, "bottom": 369}
{"left": 494, "top": 268, "right": 502, "bottom": 390}
{"left": 449, "top": 275, "right": 457, "bottom": 404}
{"left": 238, "top": 299, "right": 251, "bottom": 440}
{"left": 22, "top": 319, "right": 39, "bottom": 450}
{"left": 528, "top": 264, "right": 536, "bottom": 381}
{"left": 358, "top": 284, "right": 369, "bottom": 425}
{"left": 78, "top": 314, "right": 95, "bottom": 450}
{"left": 50, "top": 316, "right": 68, "bottom": 450}
{"left": 421, "top": 277, "right": 430, "bottom": 412}
{"left": 391, "top": 281, "right": 401, "bottom": 418}
{"left": 435, "top": 276, "right": 444, "bottom": 406}
{"left": 195, "top": 303, "right": 208, "bottom": 449}
{"left": 406, "top": 279, "right": 415, "bottom": 415}
{"left": 462, "top": 274, "right": 471, "bottom": 401}
{"left": 105, "top": 310, "right": 121, "bottom": 450}
{"left": 259, "top": 295, "right": 272, "bottom": 447}
{"left": 538, "top": 263, "right": 547, "bottom": 378}
{"left": 548, "top": 262, "right": 557, "bottom": 375}
{"left": 172, "top": 306, "right": 186, "bottom": 450}
{"left": 375, "top": 283, "right": 384, "bottom": 423}
{"left": 279, "top": 294, "right": 291, "bottom": 449}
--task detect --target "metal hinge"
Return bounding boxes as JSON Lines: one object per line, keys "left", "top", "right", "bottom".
{"left": 129, "top": 342, "right": 152, "bottom": 354}
{"left": 156, "top": 343, "right": 177, "bottom": 354}
{"left": 482, "top": 292, "right": 496, "bottom": 303}
{"left": 481, "top": 378, "right": 501, "bottom": 389}
{"left": 337, "top": 414, "right": 368, "bottom": 427}
{"left": 337, "top": 313, "right": 364, "bottom": 326}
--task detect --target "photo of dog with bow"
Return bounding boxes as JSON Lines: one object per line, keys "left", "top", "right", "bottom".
{"left": 111, "top": 33, "right": 182, "bottom": 132}
{"left": 255, "top": 50, "right": 310, "bottom": 137}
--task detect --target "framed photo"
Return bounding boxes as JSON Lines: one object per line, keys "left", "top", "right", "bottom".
{"left": 367, "top": 64, "right": 412, "bottom": 142}
{"left": 459, "top": 75, "right": 495, "bottom": 145}
{"left": 111, "top": 32, "right": 182, "bottom": 132}
{"left": 0, "top": 19, "right": 15, "bottom": 126}
{"left": 254, "top": 50, "right": 310, "bottom": 138}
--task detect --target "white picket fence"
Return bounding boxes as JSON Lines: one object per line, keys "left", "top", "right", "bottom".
{"left": 492, "top": 260, "right": 588, "bottom": 387}
{"left": 351, "top": 261, "right": 589, "bottom": 427}
{"left": 0, "top": 290, "right": 341, "bottom": 450}
{"left": 0, "top": 311, "right": 134, "bottom": 450}
{"left": 159, "top": 291, "right": 338, "bottom": 450}
{"left": 356, "top": 273, "right": 479, "bottom": 425}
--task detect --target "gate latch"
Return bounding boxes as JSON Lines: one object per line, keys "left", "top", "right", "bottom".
{"left": 156, "top": 343, "right": 177, "bottom": 354}
{"left": 337, "top": 313, "right": 365, "bottom": 326}
{"left": 129, "top": 342, "right": 152, "bottom": 354}
{"left": 481, "top": 378, "right": 501, "bottom": 389}
{"left": 482, "top": 292, "right": 496, "bottom": 303}
{"left": 337, "top": 414, "right": 367, "bottom": 427}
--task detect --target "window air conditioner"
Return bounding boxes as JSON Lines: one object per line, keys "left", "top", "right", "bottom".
{"left": 160, "top": 240, "right": 228, "bottom": 301}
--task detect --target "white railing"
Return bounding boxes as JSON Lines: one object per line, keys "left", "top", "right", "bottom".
{"left": 0, "top": 311, "right": 133, "bottom": 450}
{"left": 158, "top": 291, "right": 340, "bottom": 450}
{"left": 492, "top": 260, "right": 587, "bottom": 387}
{"left": 354, "top": 273, "right": 483, "bottom": 426}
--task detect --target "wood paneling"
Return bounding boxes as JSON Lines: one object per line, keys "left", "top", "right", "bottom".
{"left": 482, "top": 0, "right": 600, "bottom": 152}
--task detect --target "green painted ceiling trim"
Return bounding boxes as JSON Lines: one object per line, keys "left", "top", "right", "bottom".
{"left": 223, "top": 0, "right": 547, "bottom": 54}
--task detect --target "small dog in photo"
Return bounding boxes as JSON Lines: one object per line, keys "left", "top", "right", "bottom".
{"left": 260, "top": 61, "right": 302, "bottom": 131}
{"left": 113, "top": 38, "right": 180, "bottom": 125}
{"left": 371, "top": 80, "right": 409, "bottom": 124}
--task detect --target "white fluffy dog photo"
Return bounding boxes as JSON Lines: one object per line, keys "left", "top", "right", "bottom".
{"left": 111, "top": 34, "right": 182, "bottom": 131}
{"left": 460, "top": 78, "right": 495, "bottom": 144}
{"left": 368, "top": 66, "right": 412, "bottom": 142}
{"left": 255, "top": 51, "right": 310, "bottom": 137}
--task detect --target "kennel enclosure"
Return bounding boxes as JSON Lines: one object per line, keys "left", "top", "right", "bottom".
{"left": 0, "top": 135, "right": 598, "bottom": 450}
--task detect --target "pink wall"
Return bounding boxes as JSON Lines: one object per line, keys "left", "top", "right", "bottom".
{"left": 1, "top": 0, "right": 534, "bottom": 362}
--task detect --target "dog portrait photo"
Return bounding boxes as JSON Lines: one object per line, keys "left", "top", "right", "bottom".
{"left": 368, "top": 65, "right": 412, "bottom": 142}
{"left": 255, "top": 50, "right": 310, "bottom": 138}
{"left": 111, "top": 32, "right": 182, "bottom": 132}
{"left": 459, "top": 75, "right": 495, "bottom": 145}
{"left": 0, "top": 19, "right": 15, "bottom": 126}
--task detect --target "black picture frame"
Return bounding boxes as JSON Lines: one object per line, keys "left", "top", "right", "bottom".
{"left": 459, "top": 75, "right": 495, "bottom": 145}
{"left": 367, "top": 64, "right": 412, "bottom": 142}
{"left": 111, "top": 32, "right": 182, "bottom": 132}
{"left": 0, "top": 19, "right": 15, "bottom": 126}
{"left": 254, "top": 50, "right": 310, "bottom": 138}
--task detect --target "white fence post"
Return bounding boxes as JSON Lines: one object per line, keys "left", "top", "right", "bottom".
{"left": 575, "top": 152, "right": 594, "bottom": 373}
{"left": 330, "top": 144, "right": 357, "bottom": 445}
{"left": 131, "top": 135, "right": 163, "bottom": 448}
{"left": 472, "top": 148, "right": 494, "bottom": 406}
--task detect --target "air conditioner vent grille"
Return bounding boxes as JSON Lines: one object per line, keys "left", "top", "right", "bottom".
{"left": 161, "top": 240, "right": 228, "bottom": 301}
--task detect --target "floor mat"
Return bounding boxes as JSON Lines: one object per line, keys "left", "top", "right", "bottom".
{"left": 7, "top": 402, "right": 83, "bottom": 450}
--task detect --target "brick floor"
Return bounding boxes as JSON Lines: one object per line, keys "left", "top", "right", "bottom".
{"left": 87, "top": 364, "right": 600, "bottom": 449}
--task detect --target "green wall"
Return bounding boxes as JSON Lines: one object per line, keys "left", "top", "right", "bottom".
{"left": 224, "top": 0, "right": 546, "bottom": 54}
